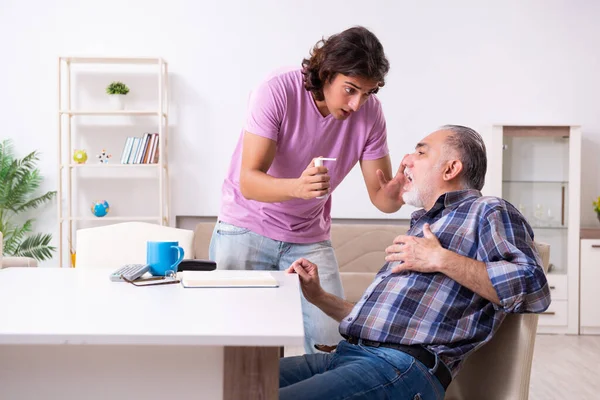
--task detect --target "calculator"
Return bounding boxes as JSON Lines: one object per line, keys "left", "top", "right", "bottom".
{"left": 109, "top": 264, "right": 151, "bottom": 282}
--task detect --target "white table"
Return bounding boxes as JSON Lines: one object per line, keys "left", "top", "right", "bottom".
{"left": 0, "top": 267, "right": 304, "bottom": 400}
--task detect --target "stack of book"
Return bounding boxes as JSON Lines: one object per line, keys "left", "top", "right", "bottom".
{"left": 120, "top": 133, "right": 159, "bottom": 164}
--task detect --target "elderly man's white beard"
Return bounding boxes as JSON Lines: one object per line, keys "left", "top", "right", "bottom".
{"left": 402, "top": 167, "right": 436, "bottom": 208}
{"left": 402, "top": 190, "right": 425, "bottom": 208}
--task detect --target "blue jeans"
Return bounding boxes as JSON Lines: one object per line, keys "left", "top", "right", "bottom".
{"left": 209, "top": 221, "right": 345, "bottom": 354}
{"left": 280, "top": 340, "right": 446, "bottom": 400}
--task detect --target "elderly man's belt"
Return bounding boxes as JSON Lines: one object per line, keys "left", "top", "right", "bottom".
{"left": 346, "top": 337, "right": 452, "bottom": 391}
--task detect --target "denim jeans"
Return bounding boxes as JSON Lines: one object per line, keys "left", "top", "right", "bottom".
{"left": 280, "top": 340, "right": 446, "bottom": 400}
{"left": 208, "top": 221, "right": 345, "bottom": 354}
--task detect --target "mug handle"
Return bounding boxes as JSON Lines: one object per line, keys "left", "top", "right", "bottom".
{"left": 169, "top": 246, "right": 185, "bottom": 271}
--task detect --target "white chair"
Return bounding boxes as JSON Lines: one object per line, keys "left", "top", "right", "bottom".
{"left": 75, "top": 222, "right": 195, "bottom": 269}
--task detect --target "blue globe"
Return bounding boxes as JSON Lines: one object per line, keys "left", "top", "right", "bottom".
{"left": 91, "top": 200, "right": 110, "bottom": 217}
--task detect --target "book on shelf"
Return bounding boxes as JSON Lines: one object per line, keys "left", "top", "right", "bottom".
{"left": 120, "top": 133, "right": 159, "bottom": 164}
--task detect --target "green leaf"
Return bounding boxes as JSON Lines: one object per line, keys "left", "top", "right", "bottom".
{"left": 0, "top": 140, "right": 15, "bottom": 172}
{"left": 15, "top": 191, "right": 56, "bottom": 213}
{"left": 3, "top": 169, "right": 41, "bottom": 212}
{"left": 106, "top": 81, "right": 130, "bottom": 95}
{"left": 0, "top": 139, "right": 55, "bottom": 261}
{"left": 14, "top": 232, "right": 55, "bottom": 261}
{"left": 2, "top": 219, "right": 33, "bottom": 255}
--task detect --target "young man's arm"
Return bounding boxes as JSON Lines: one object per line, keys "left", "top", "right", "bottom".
{"left": 286, "top": 258, "right": 354, "bottom": 322}
{"left": 239, "top": 132, "right": 330, "bottom": 202}
{"left": 360, "top": 156, "right": 406, "bottom": 213}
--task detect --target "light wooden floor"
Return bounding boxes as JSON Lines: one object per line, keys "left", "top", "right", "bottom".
{"left": 530, "top": 334, "right": 600, "bottom": 400}
{"left": 286, "top": 334, "right": 600, "bottom": 399}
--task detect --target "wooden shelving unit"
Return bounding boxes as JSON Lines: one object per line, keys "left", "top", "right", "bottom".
{"left": 57, "top": 56, "right": 170, "bottom": 268}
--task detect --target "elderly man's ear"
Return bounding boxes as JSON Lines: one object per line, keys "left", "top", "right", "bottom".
{"left": 442, "top": 160, "right": 463, "bottom": 182}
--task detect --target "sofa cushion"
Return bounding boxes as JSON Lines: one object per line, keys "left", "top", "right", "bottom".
{"left": 193, "top": 222, "right": 216, "bottom": 260}
{"left": 330, "top": 224, "right": 409, "bottom": 273}
{"left": 330, "top": 223, "right": 409, "bottom": 302}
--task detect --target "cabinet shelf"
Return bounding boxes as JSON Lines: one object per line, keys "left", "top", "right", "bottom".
{"left": 503, "top": 180, "right": 568, "bottom": 184}
{"left": 60, "top": 57, "right": 165, "bottom": 65}
{"left": 60, "top": 217, "right": 162, "bottom": 222}
{"left": 61, "top": 164, "right": 162, "bottom": 169}
{"left": 59, "top": 110, "right": 167, "bottom": 117}
{"left": 530, "top": 225, "right": 568, "bottom": 230}
{"left": 547, "top": 271, "right": 568, "bottom": 276}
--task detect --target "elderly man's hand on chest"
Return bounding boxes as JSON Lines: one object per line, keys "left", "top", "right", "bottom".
{"left": 385, "top": 223, "right": 449, "bottom": 274}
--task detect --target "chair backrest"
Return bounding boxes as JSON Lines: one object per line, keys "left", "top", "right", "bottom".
{"left": 76, "top": 222, "right": 195, "bottom": 269}
{"left": 445, "top": 242, "right": 550, "bottom": 400}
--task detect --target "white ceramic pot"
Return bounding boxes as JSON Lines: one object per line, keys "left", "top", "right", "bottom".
{"left": 109, "top": 94, "right": 126, "bottom": 110}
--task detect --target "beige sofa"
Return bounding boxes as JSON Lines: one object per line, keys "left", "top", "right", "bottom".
{"left": 193, "top": 221, "right": 549, "bottom": 399}
{"left": 0, "top": 232, "right": 38, "bottom": 269}
{"left": 192, "top": 222, "right": 408, "bottom": 301}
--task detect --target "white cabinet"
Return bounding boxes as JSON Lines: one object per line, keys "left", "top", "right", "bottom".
{"left": 489, "top": 125, "right": 581, "bottom": 334}
{"left": 538, "top": 274, "right": 568, "bottom": 328}
{"left": 580, "top": 239, "right": 600, "bottom": 334}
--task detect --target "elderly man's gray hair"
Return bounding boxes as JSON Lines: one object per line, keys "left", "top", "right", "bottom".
{"left": 439, "top": 125, "right": 487, "bottom": 191}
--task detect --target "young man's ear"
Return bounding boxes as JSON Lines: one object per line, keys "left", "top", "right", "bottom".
{"left": 443, "top": 160, "right": 463, "bottom": 182}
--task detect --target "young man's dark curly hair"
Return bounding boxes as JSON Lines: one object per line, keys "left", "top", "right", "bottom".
{"left": 301, "top": 26, "right": 390, "bottom": 102}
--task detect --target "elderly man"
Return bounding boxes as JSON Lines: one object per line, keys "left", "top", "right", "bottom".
{"left": 280, "top": 125, "right": 551, "bottom": 400}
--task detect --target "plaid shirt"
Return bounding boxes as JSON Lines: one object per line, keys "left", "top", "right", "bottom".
{"left": 339, "top": 190, "right": 551, "bottom": 374}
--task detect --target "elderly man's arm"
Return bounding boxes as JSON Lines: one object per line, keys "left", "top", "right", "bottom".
{"left": 474, "top": 210, "right": 551, "bottom": 313}
{"left": 386, "top": 216, "right": 550, "bottom": 313}
{"left": 385, "top": 224, "right": 501, "bottom": 305}
{"left": 436, "top": 250, "right": 501, "bottom": 305}
{"left": 287, "top": 258, "right": 355, "bottom": 322}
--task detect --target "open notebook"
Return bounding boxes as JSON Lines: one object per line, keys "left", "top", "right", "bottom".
{"left": 180, "top": 270, "right": 279, "bottom": 288}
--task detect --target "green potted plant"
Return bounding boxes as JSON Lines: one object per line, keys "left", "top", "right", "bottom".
{"left": 0, "top": 139, "right": 56, "bottom": 261}
{"left": 594, "top": 196, "right": 600, "bottom": 223}
{"left": 106, "top": 81, "right": 130, "bottom": 110}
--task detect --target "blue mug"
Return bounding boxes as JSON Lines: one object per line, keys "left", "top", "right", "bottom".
{"left": 147, "top": 241, "right": 185, "bottom": 276}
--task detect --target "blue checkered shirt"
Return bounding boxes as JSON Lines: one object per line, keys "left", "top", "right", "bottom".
{"left": 338, "top": 190, "right": 551, "bottom": 374}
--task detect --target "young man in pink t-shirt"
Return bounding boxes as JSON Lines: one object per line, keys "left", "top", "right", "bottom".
{"left": 210, "top": 26, "right": 407, "bottom": 354}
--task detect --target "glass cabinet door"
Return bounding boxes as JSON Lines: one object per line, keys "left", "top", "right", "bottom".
{"left": 502, "top": 127, "right": 570, "bottom": 274}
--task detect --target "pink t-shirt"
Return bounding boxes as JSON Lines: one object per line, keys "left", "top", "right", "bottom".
{"left": 218, "top": 69, "right": 389, "bottom": 243}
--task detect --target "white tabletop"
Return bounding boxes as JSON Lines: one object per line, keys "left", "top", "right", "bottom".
{"left": 0, "top": 268, "right": 304, "bottom": 346}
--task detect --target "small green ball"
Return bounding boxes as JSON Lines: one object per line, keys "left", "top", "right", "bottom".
{"left": 73, "top": 150, "right": 88, "bottom": 164}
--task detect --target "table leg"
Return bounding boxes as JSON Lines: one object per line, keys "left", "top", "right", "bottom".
{"left": 223, "top": 346, "right": 279, "bottom": 400}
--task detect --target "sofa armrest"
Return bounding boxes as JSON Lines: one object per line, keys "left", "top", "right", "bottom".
{"left": 340, "top": 272, "right": 377, "bottom": 303}
{"left": 1, "top": 256, "right": 38, "bottom": 268}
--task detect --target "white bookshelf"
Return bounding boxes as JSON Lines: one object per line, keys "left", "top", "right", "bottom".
{"left": 57, "top": 56, "right": 170, "bottom": 268}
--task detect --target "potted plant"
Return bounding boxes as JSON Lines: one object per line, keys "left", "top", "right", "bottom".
{"left": 594, "top": 196, "right": 600, "bottom": 223}
{"left": 0, "top": 139, "right": 56, "bottom": 261}
{"left": 106, "top": 81, "right": 130, "bottom": 110}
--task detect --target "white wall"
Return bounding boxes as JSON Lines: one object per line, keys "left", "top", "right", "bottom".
{"left": 1, "top": 0, "right": 600, "bottom": 267}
